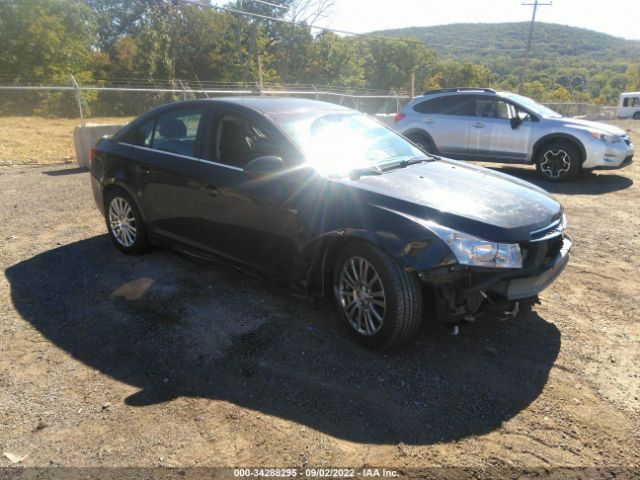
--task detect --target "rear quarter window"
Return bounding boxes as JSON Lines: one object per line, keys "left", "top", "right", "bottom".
{"left": 134, "top": 118, "right": 155, "bottom": 147}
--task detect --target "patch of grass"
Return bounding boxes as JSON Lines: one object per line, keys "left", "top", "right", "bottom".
{"left": 0, "top": 116, "right": 132, "bottom": 166}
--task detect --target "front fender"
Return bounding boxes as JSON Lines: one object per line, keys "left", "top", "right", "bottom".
{"left": 300, "top": 204, "right": 458, "bottom": 293}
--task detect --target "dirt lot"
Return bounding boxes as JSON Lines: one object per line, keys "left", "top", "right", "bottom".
{"left": 0, "top": 120, "right": 639, "bottom": 475}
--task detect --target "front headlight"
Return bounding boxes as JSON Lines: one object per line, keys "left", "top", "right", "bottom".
{"left": 429, "top": 223, "right": 523, "bottom": 269}
{"left": 591, "top": 131, "right": 621, "bottom": 143}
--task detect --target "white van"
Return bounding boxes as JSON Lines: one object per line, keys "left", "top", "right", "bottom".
{"left": 617, "top": 92, "right": 640, "bottom": 119}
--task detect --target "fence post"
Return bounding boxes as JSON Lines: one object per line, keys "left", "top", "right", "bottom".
{"left": 178, "top": 79, "right": 188, "bottom": 101}
{"left": 391, "top": 90, "right": 399, "bottom": 113}
{"left": 195, "top": 75, "right": 209, "bottom": 98}
{"left": 70, "top": 74, "right": 85, "bottom": 128}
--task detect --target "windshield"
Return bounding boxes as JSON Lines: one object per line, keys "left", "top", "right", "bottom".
{"left": 273, "top": 112, "right": 428, "bottom": 177}
{"left": 503, "top": 93, "right": 562, "bottom": 118}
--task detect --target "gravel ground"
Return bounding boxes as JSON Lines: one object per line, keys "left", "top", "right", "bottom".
{"left": 0, "top": 121, "right": 639, "bottom": 475}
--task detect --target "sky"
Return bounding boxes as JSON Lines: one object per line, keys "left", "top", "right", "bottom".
{"left": 212, "top": 0, "right": 640, "bottom": 41}
{"left": 325, "top": 0, "right": 640, "bottom": 40}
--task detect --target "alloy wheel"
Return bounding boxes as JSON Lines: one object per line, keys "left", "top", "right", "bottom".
{"left": 108, "top": 197, "right": 137, "bottom": 247}
{"left": 540, "top": 149, "right": 571, "bottom": 179}
{"left": 338, "top": 256, "right": 386, "bottom": 336}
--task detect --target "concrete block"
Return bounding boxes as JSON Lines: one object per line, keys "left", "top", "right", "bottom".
{"left": 74, "top": 124, "right": 125, "bottom": 168}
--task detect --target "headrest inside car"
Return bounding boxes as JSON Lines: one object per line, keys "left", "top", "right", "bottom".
{"left": 159, "top": 118, "right": 187, "bottom": 139}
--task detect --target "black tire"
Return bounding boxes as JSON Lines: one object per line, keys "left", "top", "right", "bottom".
{"left": 633, "top": 111, "right": 640, "bottom": 120}
{"left": 333, "top": 241, "right": 423, "bottom": 349}
{"left": 406, "top": 131, "right": 437, "bottom": 154}
{"left": 104, "top": 188, "right": 150, "bottom": 254}
{"left": 535, "top": 140, "right": 581, "bottom": 182}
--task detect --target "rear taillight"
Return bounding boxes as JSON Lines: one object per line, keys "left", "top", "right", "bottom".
{"left": 89, "top": 147, "right": 97, "bottom": 167}
{"left": 394, "top": 112, "right": 405, "bottom": 123}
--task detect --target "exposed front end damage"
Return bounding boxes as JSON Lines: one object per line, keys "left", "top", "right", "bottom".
{"left": 419, "top": 232, "right": 571, "bottom": 325}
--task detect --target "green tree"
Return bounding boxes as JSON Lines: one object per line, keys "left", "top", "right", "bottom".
{"left": 305, "top": 32, "right": 364, "bottom": 87}
{"left": 356, "top": 38, "right": 435, "bottom": 92}
{"left": 0, "top": 0, "right": 95, "bottom": 82}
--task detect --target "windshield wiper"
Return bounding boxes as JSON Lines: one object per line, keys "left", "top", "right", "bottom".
{"left": 379, "top": 156, "right": 435, "bottom": 172}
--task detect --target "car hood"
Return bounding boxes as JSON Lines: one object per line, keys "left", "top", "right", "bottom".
{"left": 335, "top": 160, "right": 562, "bottom": 242}
{"left": 552, "top": 117, "right": 627, "bottom": 136}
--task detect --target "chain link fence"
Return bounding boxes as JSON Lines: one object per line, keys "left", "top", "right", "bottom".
{"left": 543, "top": 102, "right": 617, "bottom": 120}
{"left": 0, "top": 80, "right": 412, "bottom": 165}
{"left": 0, "top": 81, "right": 410, "bottom": 121}
{"left": 0, "top": 81, "right": 618, "bottom": 122}
{"left": 0, "top": 79, "right": 618, "bottom": 166}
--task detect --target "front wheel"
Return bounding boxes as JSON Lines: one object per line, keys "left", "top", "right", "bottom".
{"left": 633, "top": 111, "right": 640, "bottom": 120}
{"left": 535, "top": 141, "right": 581, "bottom": 182}
{"left": 333, "top": 242, "right": 423, "bottom": 349}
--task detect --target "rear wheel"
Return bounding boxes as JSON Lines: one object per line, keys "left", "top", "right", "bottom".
{"left": 333, "top": 242, "right": 423, "bottom": 349}
{"left": 535, "top": 141, "right": 581, "bottom": 182}
{"left": 406, "top": 131, "right": 437, "bottom": 154}
{"left": 105, "top": 189, "right": 150, "bottom": 254}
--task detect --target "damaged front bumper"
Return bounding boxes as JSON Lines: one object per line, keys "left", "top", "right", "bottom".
{"left": 489, "top": 234, "right": 571, "bottom": 300}
{"left": 419, "top": 233, "right": 571, "bottom": 322}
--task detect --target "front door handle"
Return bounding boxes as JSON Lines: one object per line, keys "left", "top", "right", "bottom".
{"left": 136, "top": 165, "right": 151, "bottom": 174}
{"left": 473, "top": 122, "right": 485, "bottom": 128}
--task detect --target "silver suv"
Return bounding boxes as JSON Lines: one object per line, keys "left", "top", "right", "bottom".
{"left": 395, "top": 88, "right": 634, "bottom": 181}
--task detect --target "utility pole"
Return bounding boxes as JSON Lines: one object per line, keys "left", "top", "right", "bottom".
{"left": 410, "top": 63, "right": 431, "bottom": 99}
{"left": 519, "top": 0, "right": 552, "bottom": 93}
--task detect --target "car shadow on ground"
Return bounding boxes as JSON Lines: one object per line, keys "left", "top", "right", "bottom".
{"left": 489, "top": 166, "right": 633, "bottom": 195}
{"left": 43, "top": 167, "right": 87, "bottom": 176}
{"left": 6, "top": 235, "right": 560, "bottom": 445}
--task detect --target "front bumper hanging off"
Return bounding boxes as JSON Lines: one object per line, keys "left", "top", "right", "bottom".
{"left": 421, "top": 234, "right": 572, "bottom": 322}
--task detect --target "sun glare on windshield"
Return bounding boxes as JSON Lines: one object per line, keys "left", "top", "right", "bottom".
{"left": 279, "top": 113, "right": 425, "bottom": 177}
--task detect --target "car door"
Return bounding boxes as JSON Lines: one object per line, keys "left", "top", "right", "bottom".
{"left": 412, "top": 94, "right": 475, "bottom": 156}
{"left": 128, "top": 105, "right": 206, "bottom": 243}
{"left": 196, "top": 107, "right": 306, "bottom": 278}
{"left": 467, "top": 97, "right": 535, "bottom": 162}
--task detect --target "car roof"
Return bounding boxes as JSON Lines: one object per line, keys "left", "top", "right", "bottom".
{"left": 204, "top": 96, "right": 352, "bottom": 115}
{"left": 409, "top": 89, "right": 520, "bottom": 106}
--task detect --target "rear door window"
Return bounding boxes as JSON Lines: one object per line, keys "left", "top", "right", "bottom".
{"left": 151, "top": 109, "right": 204, "bottom": 157}
{"left": 413, "top": 95, "right": 475, "bottom": 116}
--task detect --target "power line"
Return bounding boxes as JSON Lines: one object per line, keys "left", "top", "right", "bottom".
{"left": 246, "top": 0, "right": 289, "bottom": 10}
{"left": 171, "top": 0, "right": 424, "bottom": 44}
{"left": 519, "top": 0, "right": 552, "bottom": 92}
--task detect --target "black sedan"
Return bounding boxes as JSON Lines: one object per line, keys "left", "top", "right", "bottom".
{"left": 90, "top": 98, "right": 571, "bottom": 349}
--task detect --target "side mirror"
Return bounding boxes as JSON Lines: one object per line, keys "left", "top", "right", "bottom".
{"left": 243, "top": 155, "right": 285, "bottom": 179}
{"left": 510, "top": 116, "right": 523, "bottom": 130}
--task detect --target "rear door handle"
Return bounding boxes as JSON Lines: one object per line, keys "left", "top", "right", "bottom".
{"left": 473, "top": 122, "right": 485, "bottom": 128}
